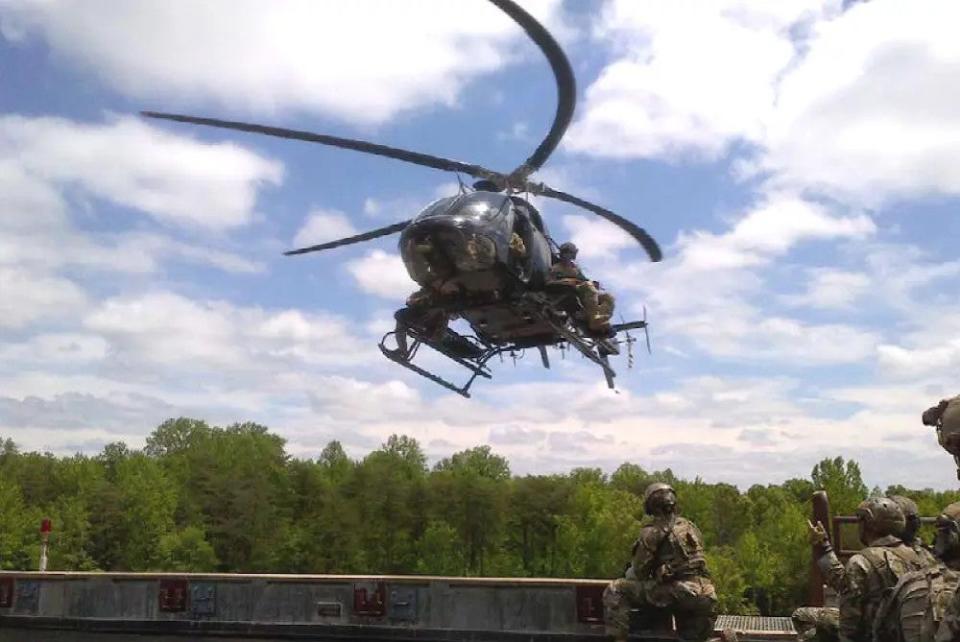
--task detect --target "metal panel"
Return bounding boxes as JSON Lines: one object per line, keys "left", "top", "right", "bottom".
{"left": 0, "top": 578, "right": 12, "bottom": 608}
{"left": 13, "top": 580, "right": 39, "bottom": 614}
{"left": 388, "top": 586, "right": 417, "bottom": 622}
{"left": 716, "top": 615, "right": 796, "bottom": 633}
{"left": 158, "top": 579, "right": 188, "bottom": 612}
{"left": 317, "top": 601, "right": 342, "bottom": 617}
{"left": 190, "top": 582, "right": 216, "bottom": 616}
{"left": 575, "top": 584, "right": 604, "bottom": 623}
{"left": 352, "top": 581, "right": 386, "bottom": 617}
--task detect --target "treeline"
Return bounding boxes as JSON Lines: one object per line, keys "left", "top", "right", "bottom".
{"left": 1, "top": 418, "right": 959, "bottom": 616}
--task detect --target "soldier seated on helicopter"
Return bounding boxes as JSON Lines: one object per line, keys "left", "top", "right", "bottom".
{"left": 547, "top": 242, "right": 615, "bottom": 334}
{"left": 392, "top": 234, "right": 527, "bottom": 359}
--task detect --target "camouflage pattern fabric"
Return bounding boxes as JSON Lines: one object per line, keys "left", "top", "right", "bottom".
{"left": 508, "top": 232, "right": 526, "bottom": 258}
{"left": 874, "top": 564, "right": 959, "bottom": 642}
{"left": 548, "top": 259, "right": 587, "bottom": 282}
{"left": 818, "top": 549, "right": 847, "bottom": 594}
{"left": 935, "top": 583, "right": 960, "bottom": 642}
{"left": 575, "top": 281, "right": 615, "bottom": 329}
{"left": 548, "top": 259, "right": 614, "bottom": 329}
{"left": 792, "top": 606, "right": 839, "bottom": 642}
{"left": 915, "top": 543, "right": 940, "bottom": 569}
{"left": 839, "top": 536, "right": 931, "bottom": 642}
{"left": 604, "top": 515, "right": 716, "bottom": 642}
{"left": 603, "top": 575, "right": 717, "bottom": 642}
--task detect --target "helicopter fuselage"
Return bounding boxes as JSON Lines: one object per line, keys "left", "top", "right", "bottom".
{"left": 398, "top": 191, "right": 553, "bottom": 297}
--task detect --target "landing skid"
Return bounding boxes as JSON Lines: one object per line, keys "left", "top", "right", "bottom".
{"left": 379, "top": 331, "right": 501, "bottom": 399}
{"left": 378, "top": 296, "right": 651, "bottom": 397}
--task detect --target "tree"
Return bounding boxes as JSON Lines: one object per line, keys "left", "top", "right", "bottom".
{"left": 145, "top": 418, "right": 211, "bottom": 457}
{"left": 811, "top": 457, "right": 867, "bottom": 516}
{"left": 318, "top": 440, "right": 352, "bottom": 482}
{"left": 434, "top": 445, "right": 510, "bottom": 481}
{"left": 156, "top": 526, "right": 219, "bottom": 571}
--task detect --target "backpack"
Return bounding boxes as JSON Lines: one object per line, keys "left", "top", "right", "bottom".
{"left": 874, "top": 565, "right": 960, "bottom": 642}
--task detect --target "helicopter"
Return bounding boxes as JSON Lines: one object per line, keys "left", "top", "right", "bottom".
{"left": 142, "top": 0, "right": 663, "bottom": 398}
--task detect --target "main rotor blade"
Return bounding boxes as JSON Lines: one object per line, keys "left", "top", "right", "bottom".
{"left": 284, "top": 221, "right": 410, "bottom": 256}
{"left": 142, "top": 112, "right": 500, "bottom": 181}
{"left": 535, "top": 186, "right": 663, "bottom": 262}
{"left": 489, "top": 0, "right": 575, "bottom": 180}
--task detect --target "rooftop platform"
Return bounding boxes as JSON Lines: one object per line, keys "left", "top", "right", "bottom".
{"left": 0, "top": 571, "right": 796, "bottom": 641}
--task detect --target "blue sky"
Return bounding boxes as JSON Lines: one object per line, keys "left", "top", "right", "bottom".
{"left": 1, "top": 0, "right": 958, "bottom": 488}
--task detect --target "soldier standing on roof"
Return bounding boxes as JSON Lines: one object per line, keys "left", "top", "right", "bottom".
{"left": 603, "top": 482, "right": 717, "bottom": 642}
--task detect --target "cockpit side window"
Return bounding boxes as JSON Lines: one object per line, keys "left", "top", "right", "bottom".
{"left": 510, "top": 196, "right": 545, "bottom": 232}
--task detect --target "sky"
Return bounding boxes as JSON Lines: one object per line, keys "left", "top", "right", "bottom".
{"left": 1, "top": 0, "right": 958, "bottom": 489}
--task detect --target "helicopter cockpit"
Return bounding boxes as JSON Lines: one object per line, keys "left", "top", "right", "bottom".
{"left": 399, "top": 191, "right": 519, "bottom": 293}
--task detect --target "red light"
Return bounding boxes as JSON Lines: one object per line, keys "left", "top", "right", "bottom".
{"left": 40, "top": 519, "right": 52, "bottom": 534}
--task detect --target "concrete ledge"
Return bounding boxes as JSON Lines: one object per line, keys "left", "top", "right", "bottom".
{"left": 0, "top": 572, "right": 796, "bottom": 641}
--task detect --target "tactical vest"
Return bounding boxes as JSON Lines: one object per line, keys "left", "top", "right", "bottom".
{"left": 651, "top": 517, "right": 708, "bottom": 579}
{"left": 857, "top": 542, "right": 929, "bottom": 635}
{"left": 874, "top": 566, "right": 959, "bottom": 642}
{"left": 939, "top": 396, "right": 960, "bottom": 457}
{"left": 549, "top": 260, "right": 585, "bottom": 281}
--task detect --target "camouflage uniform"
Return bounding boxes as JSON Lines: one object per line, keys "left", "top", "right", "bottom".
{"left": 793, "top": 606, "right": 840, "bottom": 642}
{"left": 936, "top": 585, "right": 960, "bottom": 642}
{"left": 604, "top": 483, "right": 717, "bottom": 642}
{"left": 548, "top": 242, "right": 615, "bottom": 332}
{"left": 839, "top": 498, "right": 931, "bottom": 642}
{"left": 872, "top": 501, "right": 960, "bottom": 642}
{"left": 812, "top": 497, "right": 937, "bottom": 597}
{"left": 874, "top": 565, "right": 959, "bottom": 642}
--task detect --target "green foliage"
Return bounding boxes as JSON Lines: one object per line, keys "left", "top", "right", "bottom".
{"left": 156, "top": 526, "right": 219, "bottom": 572}
{"left": 0, "top": 425, "right": 923, "bottom": 617}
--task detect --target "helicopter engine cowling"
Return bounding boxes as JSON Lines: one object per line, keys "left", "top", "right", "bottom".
{"left": 399, "top": 192, "right": 516, "bottom": 295}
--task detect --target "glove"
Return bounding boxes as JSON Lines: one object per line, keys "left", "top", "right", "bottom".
{"left": 807, "top": 519, "right": 829, "bottom": 547}
{"left": 654, "top": 564, "right": 673, "bottom": 582}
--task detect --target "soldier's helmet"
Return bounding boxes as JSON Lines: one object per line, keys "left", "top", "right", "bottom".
{"left": 934, "top": 502, "right": 960, "bottom": 559}
{"left": 856, "top": 497, "right": 906, "bottom": 537}
{"left": 890, "top": 495, "right": 920, "bottom": 539}
{"left": 943, "top": 502, "right": 960, "bottom": 523}
{"left": 558, "top": 242, "right": 578, "bottom": 259}
{"left": 643, "top": 482, "right": 676, "bottom": 515}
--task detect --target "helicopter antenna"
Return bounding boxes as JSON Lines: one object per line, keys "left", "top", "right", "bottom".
{"left": 488, "top": 0, "right": 576, "bottom": 184}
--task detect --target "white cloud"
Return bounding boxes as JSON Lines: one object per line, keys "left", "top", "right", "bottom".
{"left": 0, "top": 333, "right": 108, "bottom": 365}
{"left": 346, "top": 250, "right": 415, "bottom": 299}
{"left": 567, "top": 0, "right": 960, "bottom": 208}
{"left": 82, "top": 291, "right": 369, "bottom": 376}
{"left": 670, "top": 311, "right": 879, "bottom": 364}
{"left": 782, "top": 268, "right": 871, "bottom": 309}
{"left": 0, "top": 267, "right": 87, "bottom": 329}
{"left": 0, "top": 0, "right": 561, "bottom": 125}
{"left": 661, "top": 196, "right": 875, "bottom": 277}
{"left": 756, "top": 0, "right": 960, "bottom": 204}
{"left": 292, "top": 209, "right": 358, "bottom": 248}
{"left": 876, "top": 342, "right": 960, "bottom": 379}
{"left": 0, "top": 114, "right": 282, "bottom": 229}
{"left": 565, "top": 0, "right": 839, "bottom": 159}
{"left": 599, "top": 195, "right": 878, "bottom": 364}
{"left": 561, "top": 214, "right": 636, "bottom": 259}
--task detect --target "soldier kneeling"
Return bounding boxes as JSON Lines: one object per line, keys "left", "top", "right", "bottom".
{"left": 603, "top": 483, "right": 717, "bottom": 642}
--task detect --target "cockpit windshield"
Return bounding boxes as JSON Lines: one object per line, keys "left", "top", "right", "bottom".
{"left": 413, "top": 192, "right": 511, "bottom": 225}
